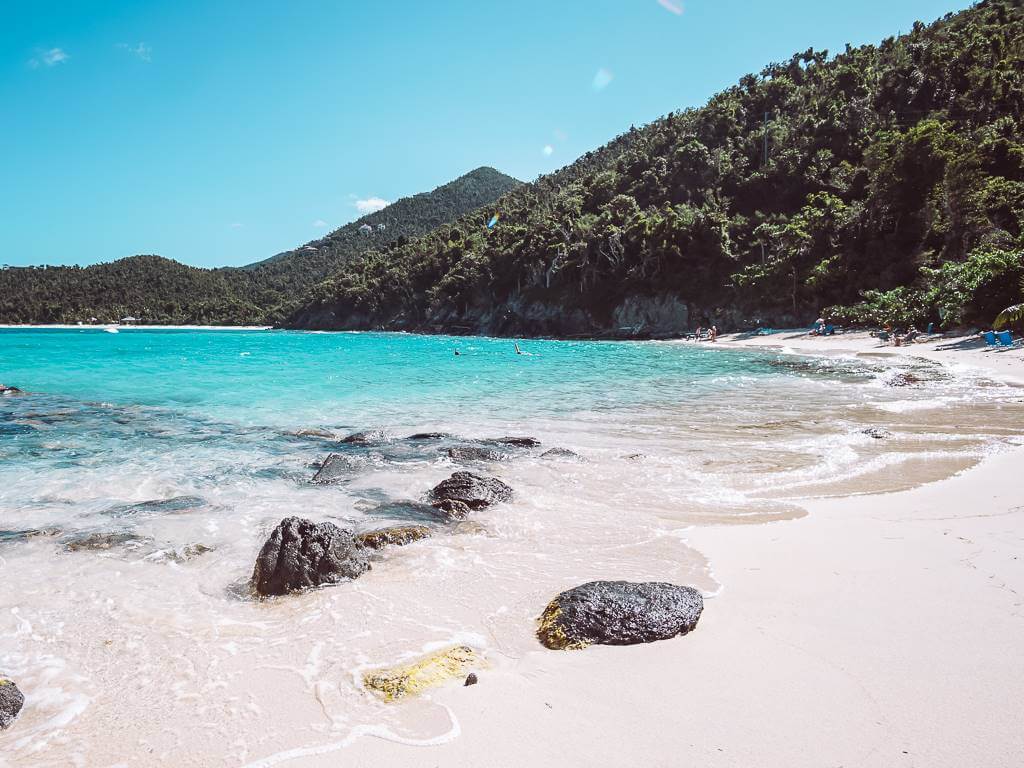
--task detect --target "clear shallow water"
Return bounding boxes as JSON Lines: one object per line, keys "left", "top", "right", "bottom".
{"left": 1, "top": 328, "right": 1023, "bottom": 766}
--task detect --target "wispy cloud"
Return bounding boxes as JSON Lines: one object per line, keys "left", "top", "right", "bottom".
{"left": 657, "top": 0, "right": 684, "bottom": 15}
{"left": 354, "top": 197, "right": 390, "bottom": 214}
{"left": 312, "top": 219, "right": 328, "bottom": 228}
{"left": 592, "top": 68, "right": 613, "bottom": 92}
{"left": 542, "top": 144, "right": 554, "bottom": 157}
{"left": 118, "top": 42, "right": 152, "bottom": 62}
{"left": 230, "top": 222, "right": 243, "bottom": 230}
{"left": 28, "top": 48, "right": 69, "bottom": 68}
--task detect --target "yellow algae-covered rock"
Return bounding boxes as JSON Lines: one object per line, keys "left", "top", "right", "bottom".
{"left": 362, "top": 645, "right": 484, "bottom": 701}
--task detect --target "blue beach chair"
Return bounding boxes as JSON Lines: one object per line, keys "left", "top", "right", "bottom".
{"left": 997, "top": 331, "right": 1014, "bottom": 347}
{"left": 983, "top": 331, "right": 998, "bottom": 347}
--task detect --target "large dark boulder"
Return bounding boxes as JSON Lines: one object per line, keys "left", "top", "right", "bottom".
{"left": 427, "top": 472, "right": 512, "bottom": 514}
{"left": 0, "top": 679, "right": 24, "bottom": 730}
{"left": 537, "top": 581, "right": 703, "bottom": 650}
{"left": 251, "top": 517, "right": 370, "bottom": 597}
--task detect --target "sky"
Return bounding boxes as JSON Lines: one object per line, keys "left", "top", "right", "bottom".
{"left": 1, "top": 0, "right": 971, "bottom": 268}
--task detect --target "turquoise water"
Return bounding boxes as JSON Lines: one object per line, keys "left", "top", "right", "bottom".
{"left": 0, "top": 328, "right": 780, "bottom": 426}
{"left": 2, "top": 328, "right": 1023, "bottom": 765}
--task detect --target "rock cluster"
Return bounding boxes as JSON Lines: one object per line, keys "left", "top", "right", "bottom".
{"left": 362, "top": 645, "right": 483, "bottom": 701}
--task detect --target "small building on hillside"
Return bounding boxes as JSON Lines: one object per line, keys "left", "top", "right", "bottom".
{"left": 359, "top": 224, "right": 373, "bottom": 235}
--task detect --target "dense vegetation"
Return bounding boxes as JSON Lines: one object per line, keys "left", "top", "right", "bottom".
{"left": 292, "top": 0, "right": 1024, "bottom": 336}
{"left": 0, "top": 168, "right": 519, "bottom": 325}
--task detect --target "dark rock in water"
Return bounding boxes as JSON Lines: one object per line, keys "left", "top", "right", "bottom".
{"left": 290, "top": 428, "right": 337, "bottom": 439}
{"left": 0, "top": 527, "right": 62, "bottom": 543}
{"left": 862, "top": 427, "right": 893, "bottom": 439}
{"left": 447, "top": 445, "right": 509, "bottom": 462}
{"left": 537, "top": 581, "right": 704, "bottom": 650}
{"left": 489, "top": 436, "right": 541, "bottom": 448}
{"left": 541, "top": 447, "right": 581, "bottom": 460}
{"left": 464, "top": 672, "right": 478, "bottom": 687}
{"left": 0, "top": 679, "right": 25, "bottom": 730}
{"left": 251, "top": 517, "right": 370, "bottom": 597}
{"left": 103, "top": 495, "right": 207, "bottom": 518}
{"left": 0, "top": 385, "right": 23, "bottom": 396}
{"left": 625, "top": 453, "right": 646, "bottom": 461}
{"left": 355, "top": 525, "right": 431, "bottom": 550}
{"left": 427, "top": 472, "right": 513, "bottom": 514}
{"left": 64, "top": 531, "right": 150, "bottom": 552}
{"left": 432, "top": 498, "right": 473, "bottom": 521}
{"left": 886, "top": 372, "right": 922, "bottom": 388}
{"left": 311, "top": 453, "right": 355, "bottom": 484}
{"left": 340, "top": 430, "right": 390, "bottom": 445}
{"left": 406, "top": 432, "right": 453, "bottom": 441}
{"left": 152, "top": 543, "right": 215, "bottom": 563}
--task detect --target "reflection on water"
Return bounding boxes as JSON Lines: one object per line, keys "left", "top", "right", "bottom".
{"left": 1, "top": 330, "right": 1022, "bottom": 765}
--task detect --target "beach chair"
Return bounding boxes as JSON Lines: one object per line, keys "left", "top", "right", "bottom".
{"left": 983, "top": 331, "right": 998, "bottom": 347}
{"left": 756, "top": 327, "right": 775, "bottom": 336}
{"left": 824, "top": 324, "right": 835, "bottom": 336}
{"left": 876, "top": 331, "right": 890, "bottom": 343}
{"left": 997, "top": 331, "right": 1014, "bottom": 347}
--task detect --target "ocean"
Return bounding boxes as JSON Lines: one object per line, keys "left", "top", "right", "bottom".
{"left": 2, "top": 328, "right": 1022, "bottom": 765}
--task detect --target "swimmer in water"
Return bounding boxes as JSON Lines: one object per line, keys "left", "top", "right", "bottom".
{"left": 514, "top": 342, "right": 523, "bottom": 355}
{"left": 454, "top": 349, "right": 461, "bottom": 356}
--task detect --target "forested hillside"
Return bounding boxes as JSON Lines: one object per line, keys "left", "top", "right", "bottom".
{"left": 291, "top": 0, "right": 1024, "bottom": 336}
{"left": 0, "top": 168, "right": 520, "bottom": 325}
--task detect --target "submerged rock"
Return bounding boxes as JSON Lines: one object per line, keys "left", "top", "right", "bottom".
{"left": 886, "top": 372, "right": 922, "bottom": 388}
{"left": 432, "top": 498, "right": 473, "bottom": 521}
{"left": 489, "top": 436, "right": 541, "bottom": 448}
{"left": 541, "top": 447, "right": 582, "bottom": 460}
{"left": 103, "top": 495, "right": 207, "bottom": 518}
{"left": 64, "top": 531, "right": 150, "bottom": 552}
{"left": 447, "top": 445, "right": 509, "bottom": 462}
{"left": 0, "top": 385, "right": 23, "bottom": 396}
{"left": 0, "top": 527, "right": 62, "bottom": 544}
{"left": 406, "top": 432, "right": 453, "bottom": 441}
{"left": 0, "top": 679, "right": 25, "bottom": 730}
{"left": 537, "top": 581, "right": 704, "bottom": 650}
{"left": 365, "top": 500, "right": 451, "bottom": 523}
{"left": 464, "top": 672, "right": 478, "bottom": 687}
{"left": 340, "top": 430, "right": 390, "bottom": 445}
{"left": 290, "top": 428, "right": 337, "bottom": 439}
{"left": 251, "top": 517, "right": 370, "bottom": 597}
{"left": 862, "top": 427, "right": 893, "bottom": 440}
{"left": 311, "top": 453, "right": 354, "bottom": 484}
{"left": 354, "top": 525, "right": 431, "bottom": 550}
{"left": 363, "top": 645, "right": 484, "bottom": 701}
{"left": 427, "top": 472, "right": 512, "bottom": 515}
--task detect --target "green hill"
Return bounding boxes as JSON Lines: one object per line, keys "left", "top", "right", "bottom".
{"left": 289, "top": 0, "right": 1024, "bottom": 336}
{"left": 0, "top": 167, "right": 520, "bottom": 325}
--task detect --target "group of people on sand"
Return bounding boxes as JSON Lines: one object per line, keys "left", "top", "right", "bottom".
{"left": 689, "top": 325, "right": 717, "bottom": 342}
{"left": 871, "top": 323, "right": 921, "bottom": 346}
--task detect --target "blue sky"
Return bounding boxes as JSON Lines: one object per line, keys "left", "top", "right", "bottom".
{"left": 2, "top": 0, "right": 969, "bottom": 268}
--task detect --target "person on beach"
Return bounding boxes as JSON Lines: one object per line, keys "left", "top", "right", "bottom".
{"left": 710, "top": 325, "right": 718, "bottom": 342}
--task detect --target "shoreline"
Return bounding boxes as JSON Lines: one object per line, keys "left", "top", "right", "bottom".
{"left": 276, "top": 334, "right": 1024, "bottom": 768}
{"left": 0, "top": 324, "right": 273, "bottom": 331}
